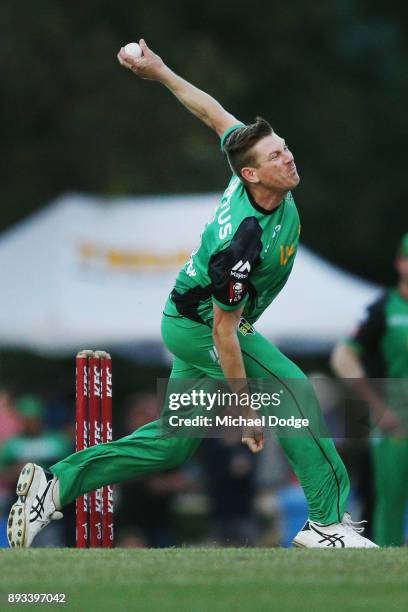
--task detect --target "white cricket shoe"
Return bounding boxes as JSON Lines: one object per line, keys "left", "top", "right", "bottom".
{"left": 7, "top": 463, "right": 63, "bottom": 548}
{"left": 293, "top": 513, "right": 379, "bottom": 548}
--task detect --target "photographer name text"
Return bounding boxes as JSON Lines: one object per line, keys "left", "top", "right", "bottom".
{"left": 167, "top": 415, "right": 309, "bottom": 429}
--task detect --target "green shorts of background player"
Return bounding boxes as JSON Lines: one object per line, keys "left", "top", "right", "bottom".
{"left": 372, "top": 438, "right": 408, "bottom": 546}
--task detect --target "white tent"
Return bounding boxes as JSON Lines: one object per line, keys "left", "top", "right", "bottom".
{"left": 0, "top": 193, "right": 381, "bottom": 355}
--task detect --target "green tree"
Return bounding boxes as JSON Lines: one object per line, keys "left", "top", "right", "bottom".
{"left": 0, "top": 0, "right": 406, "bottom": 282}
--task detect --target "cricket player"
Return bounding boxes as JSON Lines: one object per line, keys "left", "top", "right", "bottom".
{"left": 332, "top": 234, "right": 408, "bottom": 546}
{"left": 8, "top": 40, "right": 377, "bottom": 548}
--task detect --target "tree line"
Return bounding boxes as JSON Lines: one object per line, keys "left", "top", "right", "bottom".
{"left": 1, "top": 0, "right": 407, "bottom": 283}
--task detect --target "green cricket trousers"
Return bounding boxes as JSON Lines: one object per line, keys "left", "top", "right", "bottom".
{"left": 51, "top": 313, "right": 349, "bottom": 525}
{"left": 372, "top": 438, "right": 408, "bottom": 546}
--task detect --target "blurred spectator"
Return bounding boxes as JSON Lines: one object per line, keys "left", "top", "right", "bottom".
{"left": 0, "top": 388, "right": 22, "bottom": 443}
{"left": 0, "top": 394, "right": 73, "bottom": 546}
{"left": 116, "top": 393, "right": 188, "bottom": 547}
{"left": 308, "top": 372, "right": 344, "bottom": 438}
{"left": 0, "top": 389, "right": 23, "bottom": 527}
{"left": 200, "top": 437, "right": 258, "bottom": 546}
{"left": 331, "top": 233, "right": 408, "bottom": 546}
{"left": 0, "top": 395, "right": 72, "bottom": 474}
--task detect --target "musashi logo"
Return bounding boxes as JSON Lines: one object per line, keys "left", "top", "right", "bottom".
{"left": 231, "top": 260, "right": 251, "bottom": 279}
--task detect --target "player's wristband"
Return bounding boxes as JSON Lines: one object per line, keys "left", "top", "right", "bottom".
{"left": 220, "top": 124, "right": 246, "bottom": 151}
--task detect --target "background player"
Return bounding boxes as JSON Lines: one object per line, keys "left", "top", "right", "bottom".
{"left": 7, "top": 40, "right": 377, "bottom": 549}
{"left": 332, "top": 234, "right": 408, "bottom": 546}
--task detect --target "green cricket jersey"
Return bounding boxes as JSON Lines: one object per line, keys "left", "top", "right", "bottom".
{"left": 346, "top": 288, "right": 408, "bottom": 418}
{"left": 347, "top": 289, "right": 408, "bottom": 379}
{"left": 165, "top": 125, "right": 301, "bottom": 326}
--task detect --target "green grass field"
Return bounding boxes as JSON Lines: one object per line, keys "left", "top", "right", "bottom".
{"left": 1, "top": 548, "right": 407, "bottom": 611}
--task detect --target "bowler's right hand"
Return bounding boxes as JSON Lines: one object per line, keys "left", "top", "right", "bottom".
{"left": 117, "top": 39, "right": 167, "bottom": 81}
{"left": 242, "top": 424, "right": 264, "bottom": 453}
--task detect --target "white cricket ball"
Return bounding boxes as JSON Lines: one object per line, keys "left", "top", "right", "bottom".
{"left": 124, "top": 42, "right": 143, "bottom": 59}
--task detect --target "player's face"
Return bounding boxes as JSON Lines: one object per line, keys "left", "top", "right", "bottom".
{"left": 251, "top": 133, "right": 300, "bottom": 191}
{"left": 396, "top": 256, "right": 408, "bottom": 281}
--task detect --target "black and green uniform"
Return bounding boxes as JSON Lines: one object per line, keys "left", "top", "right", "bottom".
{"left": 346, "top": 288, "right": 408, "bottom": 546}
{"left": 52, "top": 125, "right": 350, "bottom": 525}
{"left": 167, "top": 140, "right": 300, "bottom": 325}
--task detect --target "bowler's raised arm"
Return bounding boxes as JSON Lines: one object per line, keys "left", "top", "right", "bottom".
{"left": 117, "top": 39, "right": 239, "bottom": 136}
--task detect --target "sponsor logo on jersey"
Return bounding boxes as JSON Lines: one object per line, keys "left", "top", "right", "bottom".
{"left": 229, "top": 281, "right": 245, "bottom": 303}
{"left": 238, "top": 318, "right": 255, "bottom": 336}
{"left": 231, "top": 260, "right": 251, "bottom": 279}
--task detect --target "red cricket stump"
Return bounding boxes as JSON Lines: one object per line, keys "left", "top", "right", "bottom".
{"left": 88, "top": 353, "right": 102, "bottom": 547}
{"left": 99, "top": 352, "right": 114, "bottom": 548}
{"left": 75, "top": 349, "right": 114, "bottom": 548}
{"left": 75, "top": 351, "right": 89, "bottom": 548}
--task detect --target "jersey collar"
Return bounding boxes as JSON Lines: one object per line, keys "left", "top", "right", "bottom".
{"left": 245, "top": 187, "right": 284, "bottom": 216}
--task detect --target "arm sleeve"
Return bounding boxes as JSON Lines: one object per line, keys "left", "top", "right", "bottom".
{"left": 345, "top": 294, "right": 387, "bottom": 357}
{"left": 208, "top": 217, "right": 262, "bottom": 311}
{"left": 220, "top": 123, "right": 246, "bottom": 151}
